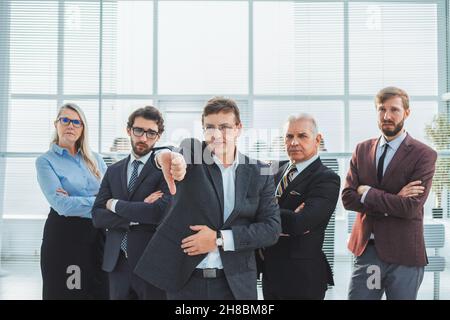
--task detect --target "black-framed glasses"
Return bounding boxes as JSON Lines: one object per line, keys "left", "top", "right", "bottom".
{"left": 57, "top": 117, "right": 83, "bottom": 128}
{"left": 203, "top": 124, "right": 236, "bottom": 135}
{"left": 131, "top": 127, "right": 159, "bottom": 139}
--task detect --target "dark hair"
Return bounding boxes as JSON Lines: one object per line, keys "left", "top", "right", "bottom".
{"left": 202, "top": 97, "right": 241, "bottom": 125}
{"left": 375, "top": 86, "right": 410, "bottom": 111}
{"left": 127, "top": 106, "right": 165, "bottom": 134}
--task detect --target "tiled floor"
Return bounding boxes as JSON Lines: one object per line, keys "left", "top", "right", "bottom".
{"left": 0, "top": 261, "right": 42, "bottom": 300}
{"left": 1, "top": 258, "right": 450, "bottom": 300}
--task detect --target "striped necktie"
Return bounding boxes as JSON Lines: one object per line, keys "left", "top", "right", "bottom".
{"left": 120, "top": 160, "right": 142, "bottom": 257}
{"left": 276, "top": 162, "right": 298, "bottom": 198}
{"left": 128, "top": 160, "right": 142, "bottom": 193}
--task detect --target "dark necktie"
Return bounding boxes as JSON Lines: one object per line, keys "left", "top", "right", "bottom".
{"left": 276, "top": 163, "right": 298, "bottom": 197}
{"left": 128, "top": 160, "right": 142, "bottom": 193}
{"left": 377, "top": 143, "right": 389, "bottom": 183}
{"left": 120, "top": 160, "right": 142, "bottom": 257}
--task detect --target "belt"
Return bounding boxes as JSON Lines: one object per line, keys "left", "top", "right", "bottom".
{"left": 367, "top": 239, "right": 375, "bottom": 246}
{"left": 129, "top": 224, "right": 156, "bottom": 232}
{"left": 193, "top": 268, "right": 225, "bottom": 279}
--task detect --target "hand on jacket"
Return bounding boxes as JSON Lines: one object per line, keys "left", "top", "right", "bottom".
{"left": 181, "top": 225, "right": 217, "bottom": 256}
{"left": 144, "top": 190, "right": 164, "bottom": 204}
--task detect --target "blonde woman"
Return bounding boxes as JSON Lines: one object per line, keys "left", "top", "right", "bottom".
{"left": 36, "top": 103, "right": 108, "bottom": 299}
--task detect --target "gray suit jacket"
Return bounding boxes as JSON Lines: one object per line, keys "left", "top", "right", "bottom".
{"left": 134, "top": 138, "right": 281, "bottom": 299}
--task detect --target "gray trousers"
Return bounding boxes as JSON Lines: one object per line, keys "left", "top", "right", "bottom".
{"left": 348, "top": 244, "right": 424, "bottom": 300}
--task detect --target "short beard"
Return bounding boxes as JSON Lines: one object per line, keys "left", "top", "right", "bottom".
{"left": 131, "top": 141, "right": 151, "bottom": 157}
{"left": 380, "top": 120, "right": 404, "bottom": 137}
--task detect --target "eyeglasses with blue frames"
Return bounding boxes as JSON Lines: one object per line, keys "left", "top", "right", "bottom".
{"left": 131, "top": 127, "right": 159, "bottom": 139}
{"left": 57, "top": 117, "right": 83, "bottom": 128}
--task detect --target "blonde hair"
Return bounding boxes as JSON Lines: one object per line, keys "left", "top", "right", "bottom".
{"left": 52, "top": 103, "right": 102, "bottom": 180}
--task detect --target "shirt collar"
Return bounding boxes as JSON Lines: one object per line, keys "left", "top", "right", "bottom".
{"left": 130, "top": 150, "right": 153, "bottom": 166}
{"left": 379, "top": 130, "right": 407, "bottom": 152}
{"left": 212, "top": 149, "right": 240, "bottom": 170}
{"left": 51, "top": 143, "right": 80, "bottom": 156}
{"left": 293, "top": 154, "right": 319, "bottom": 175}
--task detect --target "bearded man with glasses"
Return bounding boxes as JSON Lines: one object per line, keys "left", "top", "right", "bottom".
{"left": 92, "top": 106, "right": 176, "bottom": 300}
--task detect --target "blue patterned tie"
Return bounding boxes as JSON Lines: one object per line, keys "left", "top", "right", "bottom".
{"left": 120, "top": 160, "right": 142, "bottom": 257}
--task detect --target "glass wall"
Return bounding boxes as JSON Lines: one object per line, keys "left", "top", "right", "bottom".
{"left": 0, "top": 0, "right": 449, "bottom": 299}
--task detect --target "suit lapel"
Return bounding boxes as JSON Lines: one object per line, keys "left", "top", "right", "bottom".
{"left": 121, "top": 155, "right": 130, "bottom": 198}
{"left": 275, "top": 161, "right": 289, "bottom": 186}
{"left": 128, "top": 157, "right": 153, "bottom": 199}
{"left": 278, "top": 158, "right": 321, "bottom": 203}
{"left": 205, "top": 163, "right": 225, "bottom": 220}
{"left": 369, "top": 139, "right": 379, "bottom": 186}
{"left": 201, "top": 143, "right": 227, "bottom": 226}
{"left": 223, "top": 161, "right": 251, "bottom": 226}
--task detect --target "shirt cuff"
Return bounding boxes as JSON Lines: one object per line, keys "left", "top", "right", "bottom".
{"left": 154, "top": 149, "right": 171, "bottom": 170}
{"left": 360, "top": 187, "right": 371, "bottom": 204}
{"left": 110, "top": 199, "right": 118, "bottom": 213}
{"left": 221, "top": 230, "right": 235, "bottom": 251}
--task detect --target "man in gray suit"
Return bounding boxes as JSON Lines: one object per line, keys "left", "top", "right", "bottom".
{"left": 135, "top": 97, "right": 281, "bottom": 300}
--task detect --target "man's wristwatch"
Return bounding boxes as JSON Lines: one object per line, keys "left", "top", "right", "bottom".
{"left": 216, "top": 231, "right": 224, "bottom": 248}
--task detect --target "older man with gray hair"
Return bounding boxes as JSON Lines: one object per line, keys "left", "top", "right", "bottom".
{"left": 260, "top": 113, "right": 340, "bottom": 300}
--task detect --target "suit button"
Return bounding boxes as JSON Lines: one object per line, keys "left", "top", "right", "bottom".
{"left": 384, "top": 213, "right": 388, "bottom": 217}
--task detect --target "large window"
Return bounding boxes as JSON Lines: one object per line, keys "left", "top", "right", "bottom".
{"left": 0, "top": 1, "right": 447, "bottom": 210}
{"left": 158, "top": 1, "right": 248, "bottom": 94}
{"left": 349, "top": 3, "right": 438, "bottom": 96}
{"left": 254, "top": 2, "right": 344, "bottom": 95}
{"left": 0, "top": 0, "right": 447, "bottom": 214}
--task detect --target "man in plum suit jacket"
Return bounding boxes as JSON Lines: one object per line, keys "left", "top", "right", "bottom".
{"left": 342, "top": 87, "right": 437, "bottom": 300}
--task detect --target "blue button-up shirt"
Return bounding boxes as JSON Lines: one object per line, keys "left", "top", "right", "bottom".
{"left": 35, "top": 143, "right": 107, "bottom": 219}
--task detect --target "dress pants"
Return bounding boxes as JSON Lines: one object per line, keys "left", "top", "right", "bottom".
{"left": 348, "top": 243, "right": 424, "bottom": 300}
{"left": 166, "top": 269, "right": 235, "bottom": 300}
{"left": 109, "top": 250, "right": 166, "bottom": 300}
